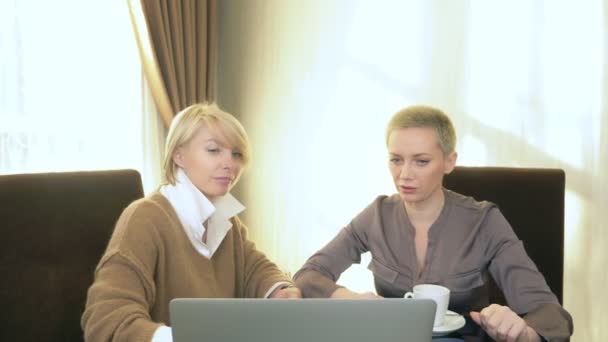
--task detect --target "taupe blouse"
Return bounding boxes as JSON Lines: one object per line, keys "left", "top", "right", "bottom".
{"left": 294, "top": 189, "right": 573, "bottom": 341}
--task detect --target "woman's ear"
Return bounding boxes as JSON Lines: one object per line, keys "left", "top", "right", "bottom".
{"left": 173, "top": 147, "right": 185, "bottom": 168}
{"left": 444, "top": 151, "right": 458, "bottom": 174}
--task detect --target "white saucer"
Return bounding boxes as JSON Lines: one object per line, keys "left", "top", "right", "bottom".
{"left": 432, "top": 310, "right": 466, "bottom": 336}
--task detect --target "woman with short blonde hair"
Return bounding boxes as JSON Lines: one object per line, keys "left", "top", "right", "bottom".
{"left": 295, "top": 104, "right": 573, "bottom": 342}
{"left": 163, "top": 103, "right": 251, "bottom": 185}
{"left": 83, "top": 103, "right": 300, "bottom": 342}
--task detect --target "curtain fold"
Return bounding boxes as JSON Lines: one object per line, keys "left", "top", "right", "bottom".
{"left": 128, "top": 0, "right": 217, "bottom": 127}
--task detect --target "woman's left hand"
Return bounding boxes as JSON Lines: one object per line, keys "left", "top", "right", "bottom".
{"left": 270, "top": 286, "right": 302, "bottom": 299}
{"left": 470, "top": 304, "right": 541, "bottom": 342}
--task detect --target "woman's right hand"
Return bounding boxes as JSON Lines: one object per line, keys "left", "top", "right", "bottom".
{"left": 470, "top": 304, "right": 541, "bottom": 342}
{"left": 330, "top": 287, "right": 383, "bottom": 299}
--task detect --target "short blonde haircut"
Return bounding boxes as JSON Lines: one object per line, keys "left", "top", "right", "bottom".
{"left": 385, "top": 105, "right": 456, "bottom": 155}
{"left": 162, "top": 103, "right": 251, "bottom": 185}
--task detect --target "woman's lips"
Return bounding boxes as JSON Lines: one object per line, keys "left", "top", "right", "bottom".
{"left": 400, "top": 186, "right": 416, "bottom": 194}
{"left": 214, "top": 177, "right": 232, "bottom": 185}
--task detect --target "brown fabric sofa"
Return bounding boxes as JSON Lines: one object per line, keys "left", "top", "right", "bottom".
{"left": 444, "top": 166, "right": 565, "bottom": 305}
{"left": 0, "top": 169, "right": 144, "bottom": 342}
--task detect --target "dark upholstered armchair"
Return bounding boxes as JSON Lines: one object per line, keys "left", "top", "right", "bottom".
{"left": 443, "top": 166, "right": 565, "bottom": 305}
{"left": 0, "top": 169, "right": 144, "bottom": 342}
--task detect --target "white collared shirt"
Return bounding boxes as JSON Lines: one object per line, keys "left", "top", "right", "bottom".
{"left": 152, "top": 168, "right": 289, "bottom": 342}
{"left": 159, "top": 168, "right": 244, "bottom": 258}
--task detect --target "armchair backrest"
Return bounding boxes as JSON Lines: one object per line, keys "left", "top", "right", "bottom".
{"left": 443, "top": 166, "right": 565, "bottom": 304}
{"left": 0, "top": 169, "right": 144, "bottom": 342}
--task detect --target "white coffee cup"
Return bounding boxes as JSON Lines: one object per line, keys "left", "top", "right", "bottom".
{"left": 404, "top": 284, "right": 450, "bottom": 327}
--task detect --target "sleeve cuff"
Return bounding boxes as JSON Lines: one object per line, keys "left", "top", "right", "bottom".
{"left": 151, "top": 326, "right": 173, "bottom": 342}
{"left": 264, "top": 281, "right": 292, "bottom": 298}
{"left": 523, "top": 302, "right": 573, "bottom": 341}
{"left": 294, "top": 269, "right": 341, "bottom": 298}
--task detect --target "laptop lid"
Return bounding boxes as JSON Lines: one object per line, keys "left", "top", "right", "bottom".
{"left": 170, "top": 298, "right": 436, "bottom": 342}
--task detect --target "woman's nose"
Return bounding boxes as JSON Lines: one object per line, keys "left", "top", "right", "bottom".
{"left": 221, "top": 152, "right": 235, "bottom": 169}
{"left": 400, "top": 163, "right": 413, "bottom": 179}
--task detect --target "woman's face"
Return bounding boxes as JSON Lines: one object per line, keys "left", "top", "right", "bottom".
{"left": 388, "top": 127, "right": 456, "bottom": 206}
{"left": 173, "top": 126, "right": 243, "bottom": 200}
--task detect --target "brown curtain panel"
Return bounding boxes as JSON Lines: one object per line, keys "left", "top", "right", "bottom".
{"left": 128, "top": 0, "right": 217, "bottom": 127}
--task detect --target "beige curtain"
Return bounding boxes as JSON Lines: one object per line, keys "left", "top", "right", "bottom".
{"left": 128, "top": 0, "right": 217, "bottom": 127}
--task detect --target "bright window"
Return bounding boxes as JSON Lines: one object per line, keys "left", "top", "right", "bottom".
{"left": 0, "top": 0, "right": 143, "bottom": 175}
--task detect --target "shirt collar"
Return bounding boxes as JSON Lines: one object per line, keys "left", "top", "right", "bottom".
{"left": 160, "top": 168, "right": 245, "bottom": 257}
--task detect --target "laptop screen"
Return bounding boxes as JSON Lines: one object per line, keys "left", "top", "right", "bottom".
{"left": 170, "top": 298, "right": 436, "bottom": 342}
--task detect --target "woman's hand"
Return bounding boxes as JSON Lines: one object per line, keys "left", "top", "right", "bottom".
{"left": 330, "top": 287, "right": 383, "bottom": 299}
{"left": 270, "top": 286, "right": 302, "bottom": 299}
{"left": 470, "top": 304, "right": 541, "bottom": 342}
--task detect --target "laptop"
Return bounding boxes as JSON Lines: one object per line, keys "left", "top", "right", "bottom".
{"left": 170, "top": 298, "right": 436, "bottom": 342}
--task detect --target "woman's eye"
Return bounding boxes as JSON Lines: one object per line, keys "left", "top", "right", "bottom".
{"left": 207, "top": 148, "right": 220, "bottom": 153}
{"left": 232, "top": 151, "right": 243, "bottom": 159}
{"left": 416, "top": 159, "right": 430, "bottom": 165}
{"left": 390, "top": 158, "right": 402, "bottom": 164}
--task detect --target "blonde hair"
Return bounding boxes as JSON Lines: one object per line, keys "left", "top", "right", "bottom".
{"left": 162, "top": 103, "right": 251, "bottom": 185}
{"left": 385, "top": 105, "right": 456, "bottom": 155}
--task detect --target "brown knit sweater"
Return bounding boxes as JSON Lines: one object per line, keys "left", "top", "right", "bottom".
{"left": 81, "top": 192, "right": 291, "bottom": 342}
